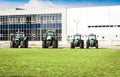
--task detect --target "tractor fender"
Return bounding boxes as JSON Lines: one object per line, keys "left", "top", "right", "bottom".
{"left": 24, "top": 36, "right": 28, "bottom": 41}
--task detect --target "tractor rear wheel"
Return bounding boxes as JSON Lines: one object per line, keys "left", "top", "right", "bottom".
{"left": 71, "top": 42, "right": 75, "bottom": 49}
{"left": 42, "top": 41, "right": 46, "bottom": 48}
{"left": 14, "top": 42, "right": 19, "bottom": 48}
{"left": 86, "top": 41, "right": 89, "bottom": 49}
{"left": 53, "top": 40, "right": 58, "bottom": 48}
{"left": 25, "top": 39, "right": 28, "bottom": 48}
{"left": 10, "top": 41, "right": 14, "bottom": 48}
{"left": 96, "top": 41, "right": 98, "bottom": 49}
{"left": 80, "top": 40, "right": 84, "bottom": 48}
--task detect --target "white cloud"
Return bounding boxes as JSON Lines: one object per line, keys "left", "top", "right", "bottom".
{"left": 19, "top": 0, "right": 55, "bottom": 9}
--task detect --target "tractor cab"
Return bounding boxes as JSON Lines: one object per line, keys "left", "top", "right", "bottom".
{"left": 86, "top": 33, "right": 98, "bottom": 48}
{"left": 45, "top": 31, "right": 55, "bottom": 41}
{"left": 88, "top": 34, "right": 96, "bottom": 40}
{"left": 44, "top": 30, "right": 56, "bottom": 41}
{"left": 42, "top": 30, "right": 58, "bottom": 48}
{"left": 15, "top": 32, "right": 25, "bottom": 38}
{"left": 74, "top": 34, "right": 81, "bottom": 40}
{"left": 47, "top": 31, "right": 55, "bottom": 36}
{"left": 71, "top": 33, "right": 84, "bottom": 49}
{"left": 10, "top": 32, "right": 28, "bottom": 48}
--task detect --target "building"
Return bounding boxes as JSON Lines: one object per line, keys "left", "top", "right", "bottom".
{"left": 0, "top": 3, "right": 120, "bottom": 45}
{"left": 0, "top": 7, "right": 67, "bottom": 45}
{"left": 67, "top": 5, "right": 120, "bottom": 45}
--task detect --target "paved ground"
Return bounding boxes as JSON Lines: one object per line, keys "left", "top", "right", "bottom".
{"left": 1, "top": 43, "right": 120, "bottom": 49}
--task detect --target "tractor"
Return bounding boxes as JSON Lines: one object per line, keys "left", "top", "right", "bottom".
{"left": 42, "top": 30, "right": 58, "bottom": 48}
{"left": 10, "top": 32, "right": 28, "bottom": 48}
{"left": 71, "top": 33, "right": 84, "bottom": 49}
{"left": 86, "top": 33, "right": 98, "bottom": 49}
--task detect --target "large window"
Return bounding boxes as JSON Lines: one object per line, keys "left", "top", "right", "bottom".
{"left": 0, "top": 13, "right": 62, "bottom": 41}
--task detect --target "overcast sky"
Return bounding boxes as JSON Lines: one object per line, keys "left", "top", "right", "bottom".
{"left": 0, "top": 0, "right": 120, "bottom": 10}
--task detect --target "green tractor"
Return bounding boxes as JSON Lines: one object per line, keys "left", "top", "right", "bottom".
{"left": 42, "top": 30, "right": 58, "bottom": 48}
{"left": 10, "top": 32, "right": 28, "bottom": 48}
{"left": 86, "top": 33, "right": 98, "bottom": 49}
{"left": 71, "top": 33, "right": 84, "bottom": 49}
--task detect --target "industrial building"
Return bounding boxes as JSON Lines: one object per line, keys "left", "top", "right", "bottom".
{"left": 0, "top": 7, "right": 67, "bottom": 45}
{"left": 0, "top": 3, "right": 120, "bottom": 45}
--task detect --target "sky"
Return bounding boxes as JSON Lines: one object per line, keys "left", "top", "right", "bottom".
{"left": 0, "top": 0, "right": 120, "bottom": 10}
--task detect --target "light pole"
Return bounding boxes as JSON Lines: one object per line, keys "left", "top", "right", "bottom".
{"left": 73, "top": 20, "right": 80, "bottom": 33}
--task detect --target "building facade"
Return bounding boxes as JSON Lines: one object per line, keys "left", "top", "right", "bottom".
{"left": 67, "top": 5, "right": 120, "bottom": 45}
{"left": 0, "top": 8, "right": 67, "bottom": 44}
{"left": 0, "top": 5, "right": 120, "bottom": 45}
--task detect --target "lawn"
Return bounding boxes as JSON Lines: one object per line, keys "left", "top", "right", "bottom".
{"left": 0, "top": 48, "right": 120, "bottom": 77}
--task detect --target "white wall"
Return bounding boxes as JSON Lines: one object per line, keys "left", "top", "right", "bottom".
{"left": 67, "top": 5, "right": 120, "bottom": 35}
{"left": 67, "top": 5, "right": 120, "bottom": 45}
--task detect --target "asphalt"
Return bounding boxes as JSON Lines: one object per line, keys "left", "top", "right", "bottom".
{"left": 1, "top": 43, "right": 120, "bottom": 49}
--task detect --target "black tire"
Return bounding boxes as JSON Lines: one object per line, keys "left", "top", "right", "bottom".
{"left": 86, "top": 41, "right": 89, "bottom": 49}
{"left": 53, "top": 40, "right": 58, "bottom": 48}
{"left": 56, "top": 40, "right": 58, "bottom": 48}
{"left": 20, "top": 41, "right": 25, "bottom": 48}
{"left": 25, "top": 39, "right": 28, "bottom": 48}
{"left": 96, "top": 41, "right": 98, "bottom": 49}
{"left": 71, "top": 42, "right": 75, "bottom": 49}
{"left": 14, "top": 42, "right": 19, "bottom": 48}
{"left": 80, "top": 40, "right": 84, "bottom": 48}
{"left": 42, "top": 41, "right": 46, "bottom": 48}
{"left": 10, "top": 41, "right": 14, "bottom": 48}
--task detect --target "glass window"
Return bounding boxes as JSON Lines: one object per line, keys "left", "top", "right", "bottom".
{"left": 0, "top": 13, "right": 62, "bottom": 41}
{"left": 89, "top": 35, "right": 96, "bottom": 40}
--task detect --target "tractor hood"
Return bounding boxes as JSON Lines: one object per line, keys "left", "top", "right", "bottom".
{"left": 90, "top": 39, "right": 94, "bottom": 46}
{"left": 15, "top": 38, "right": 19, "bottom": 40}
{"left": 46, "top": 36, "right": 52, "bottom": 40}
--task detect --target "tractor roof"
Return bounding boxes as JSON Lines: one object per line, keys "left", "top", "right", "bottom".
{"left": 16, "top": 32, "right": 24, "bottom": 34}
{"left": 89, "top": 33, "right": 96, "bottom": 36}
{"left": 74, "top": 33, "right": 82, "bottom": 36}
{"left": 47, "top": 30, "right": 55, "bottom": 32}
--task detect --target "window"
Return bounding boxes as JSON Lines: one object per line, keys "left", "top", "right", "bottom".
{"left": 0, "top": 13, "right": 62, "bottom": 41}
{"left": 26, "top": 16, "right": 31, "bottom": 23}
{"left": 88, "top": 26, "right": 91, "bottom": 28}
{"left": 118, "top": 25, "right": 120, "bottom": 27}
{"left": 110, "top": 25, "right": 113, "bottom": 27}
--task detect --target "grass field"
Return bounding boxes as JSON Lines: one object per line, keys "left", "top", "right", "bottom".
{"left": 0, "top": 48, "right": 120, "bottom": 77}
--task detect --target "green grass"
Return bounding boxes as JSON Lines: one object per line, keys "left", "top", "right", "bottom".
{"left": 0, "top": 48, "right": 120, "bottom": 77}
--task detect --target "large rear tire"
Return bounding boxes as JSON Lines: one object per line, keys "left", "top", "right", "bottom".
{"left": 42, "top": 41, "right": 46, "bottom": 48}
{"left": 53, "top": 40, "right": 58, "bottom": 48}
{"left": 96, "top": 41, "right": 98, "bottom": 49}
{"left": 25, "top": 39, "right": 28, "bottom": 48}
{"left": 86, "top": 41, "right": 89, "bottom": 49}
{"left": 14, "top": 42, "right": 19, "bottom": 48}
{"left": 80, "top": 40, "right": 84, "bottom": 48}
{"left": 10, "top": 41, "right": 14, "bottom": 48}
{"left": 71, "top": 42, "right": 75, "bottom": 49}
